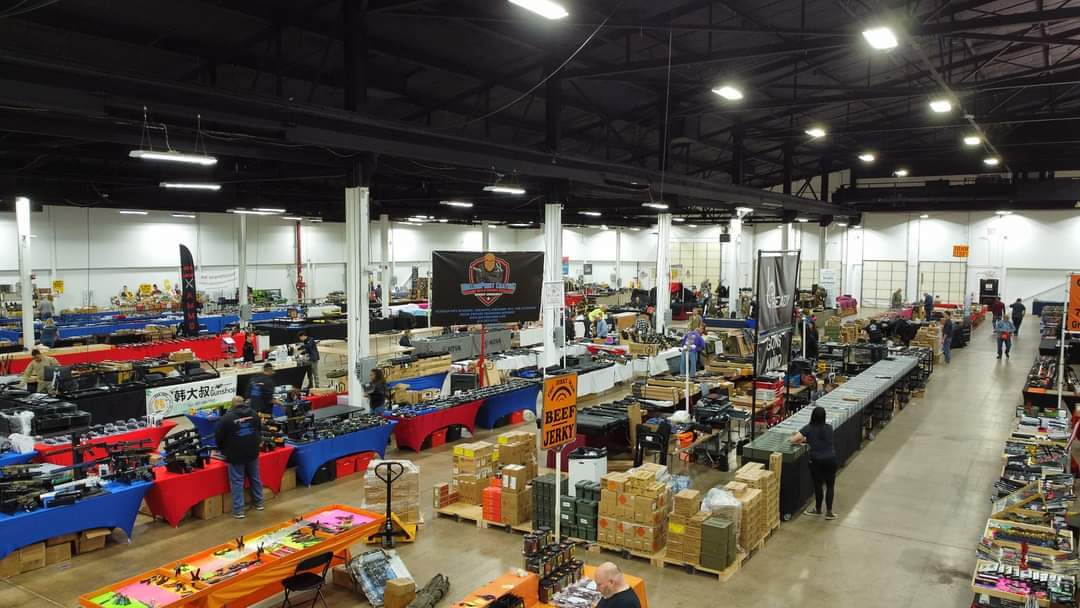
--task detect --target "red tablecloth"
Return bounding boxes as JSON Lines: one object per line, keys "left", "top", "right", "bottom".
{"left": 8, "top": 336, "right": 230, "bottom": 374}
{"left": 307, "top": 392, "right": 340, "bottom": 410}
{"left": 387, "top": 400, "right": 484, "bottom": 452}
{"left": 143, "top": 446, "right": 294, "bottom": 527}
{"left": 34, "top": 420, "right": 177, "bottom": 466}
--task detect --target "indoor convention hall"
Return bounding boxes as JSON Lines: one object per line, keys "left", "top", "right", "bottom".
{"left": 0, "top": 2, "right": 1078, "bottom": 608}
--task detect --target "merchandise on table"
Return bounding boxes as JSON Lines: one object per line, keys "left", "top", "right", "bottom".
{"left": 389, "top": 379, "right": 538, "bottom": 418}
{"left": 0, "top": 393, "right": 91, "bottom": 435}
{"left": 363, "top": 460, "right": 420, "bottom": 524}
{"left": 34, "top": 417, "right": 153, "bottom": 445}
{"left": 382, "top": 352, "right": 452, "bottom": 383}
{"left": 78, "top": 504, "right": 383, "bottom": 608}
{"left": 161, "top": 429, "right": 212, "bottom": 474}
{"left": 972, "top": 560, "right": 1075, "bottom": 605}
{"left": 522, "top": 527, "right": 583, "bottom": 603}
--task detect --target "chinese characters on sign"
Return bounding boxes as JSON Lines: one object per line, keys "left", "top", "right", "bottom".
{"left": 146, "top": 376, "right": 237, "bottom": 418}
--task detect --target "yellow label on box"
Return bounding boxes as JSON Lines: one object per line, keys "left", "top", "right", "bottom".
{"left": 668, "top": 522, "right": 686, "bottom": 535}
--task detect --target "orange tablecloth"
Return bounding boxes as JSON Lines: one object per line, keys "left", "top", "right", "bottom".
{"left": 144, "top": 447, "right": 294, "bottom": 527}
{"left": 34, "top": 420, "right": 177, "bottom": 466}
{"left": 452, "top": 568, "right": 647, "bottom": 608}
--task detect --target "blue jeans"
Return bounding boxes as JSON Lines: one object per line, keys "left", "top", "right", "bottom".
{"left": 997, "top": 337, "right": 1011, "bottom": 357}
{"left": 228, "top": 460, "right": 263, "bottom": 515}
{"left": 681, "top": 350, "right": 698, "bottom": 376}
{"left": 942, "top": 337, "right": 951, "bottom": 363}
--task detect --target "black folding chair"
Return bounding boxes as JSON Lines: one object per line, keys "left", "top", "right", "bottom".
{"left": 281, "top": 551, "right": 334, "bottom": 608}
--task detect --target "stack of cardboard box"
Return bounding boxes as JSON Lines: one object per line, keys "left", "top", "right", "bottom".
{"left": 499, "top": 464, "right": 533, "bottom": 525}
{"left": 482, "top": 481, "right": 502, "bottom": 523}
{"left": 432, "top": 482, "right": 459, "bottom": 508}
{"left": 768, "top": 452, "right": 783, "bottom": 531}
{"left": 735, "top": 462, "right": 779, "bottom": 533}
{"left": 532, "top": 473, "right": 568, "bottom": 528}
{"left": 452, "top": 441, "right": 497, "bottom": 505}
{"left": 597, "top": 463, "right": 670, "bottom": 554}
{"left": 496, "top": 431, "right": 538, "bottom": 481}
{"left": 666, "top": 489, "right": 706, "bottom": 564}
{"left": 364, "top": 460, "right": 420, "bottom": 524}
{"left": 723, "top": 480, "right": 764, "bottom": 551}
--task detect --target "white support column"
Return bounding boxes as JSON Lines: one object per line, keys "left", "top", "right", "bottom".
{"left": 345, "top": 179, "right": 371, "bottom": 404}
{"left": 655, "top": 213, "right": 672, "bottom": 333}
{"left": 16, "top": 197, "right": 34, "bottom": 351}
{"left": 482, "top": 221, "right": 491, "bottom": 251}
{"left": 380, "top": 214, "right": 391, "bottom": 320}
{"left": 48, "top": 206, "right": 57, "bottom": 291}
{"left": 726, "top": 217, "right": 742, "bottom": 301}
{"left": 615, "top": 228, "right": 623, "bottom": 289}
{"left": 359, "top": 191, "right": 371, "bottom": 361}
{"left": 237, "top": 213, "right": 250, "bottom": 327}
{"left": 543, "top": 204, "right": 562, "bottom": 368}
{"left": 781, "top": 222, "right": 790, "bottom": 250}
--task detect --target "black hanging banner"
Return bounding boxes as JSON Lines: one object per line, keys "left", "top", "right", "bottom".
{"left": 430, "top": 251, "right": 545, "bottom": 326}
{"left": 756, "top": 251, "right": 801, "bottom": 334}
{"left": 755, "top": 331, "right": 793, "bottom": 377}
{"left": 179, "top": 244, "right": 199, "bottom": 337}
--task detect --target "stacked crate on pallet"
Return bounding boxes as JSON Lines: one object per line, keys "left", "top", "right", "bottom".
{"left": 482, "top": 481, "right": 502, "bottom": 523}
{"left": 735, "top": 462, "right": 779, "bottom": 533}
{"left": 723, "top": 480, "right": 764, "bottom": 551}
{"left": 597, "top": 464, "right": 670, "bottom": 554}
{"left": 452, "top": 441, "right": 497, "bottom": 506}
{"left": 532, "top": 473, "right": 568, "bottom": 529}
{"left": 768, "top": 452, "right": 784, "bottom": 530}
{"left": 700, "top": 516, "right": 739, "bottom": 571}
{"left": 666, "top": 489, "right": 703, "bottom": 564}
{"left": 363, "top": 460, "right": 420, "bottom": 525}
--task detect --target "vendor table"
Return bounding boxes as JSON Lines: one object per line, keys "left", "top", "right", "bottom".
{"left": 451, "top": 568, "right": 647, "bottom": 608}
{"left": 0, "top": 480, "right": 152, "bottom": 559}
{"left": 186, "top": 408, "right": 282, "bottom": 444}
{"left": 0, "top": 450, "right": 37, "bottom": 467}
{"left": 474, "top": 383, "right": 542, "bottom": 429}
{"left": 387, "top": 371, "right": 448, "bottom": 391}
{"left": 306, "top": 392, "right": 339, "bottom": 409}
{"left": 35, "top": 420, "right": 177, "bottom": 466}
{"left": 232, "top": 363, "right": 309, "bottom": 396}
{"left": 144, "top": 447, "right": 294, "bottom": 527}
{"left": 576, "top": 365, "right": 616, "bottom": 397}
{"left": 79, "top": 504, "right": 384, "bottom": 608}
{"left": 64, "top": 384, "right": 148, "bottom": 425}
{"left": 250, "top": 319, "right": 347, "bottom": 346}
{"left": 387, "top": 400, "right": 485, "bottom": 452}
{"left": 288, "top": 421, "right": 397, "bottom": 485}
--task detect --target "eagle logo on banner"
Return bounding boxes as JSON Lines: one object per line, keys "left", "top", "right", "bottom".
{"left": 461, "top": 253, "right": 517, "bottom": 307}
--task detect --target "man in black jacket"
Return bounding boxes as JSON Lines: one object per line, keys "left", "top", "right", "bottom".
{"left": 1010, "top": 298, "right": 1026, "bottom": 336}
{"left": 247, "top": 363, "right": 277, "bottom": 416}
{"left": 214, "top": 396, "right": 264, "bottom": 519}
{"left": 297, "top": 330, "right": 320, "bottom": 389}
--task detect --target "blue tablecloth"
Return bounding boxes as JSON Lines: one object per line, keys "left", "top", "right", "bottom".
{"left": 0, "top": 480, "right": 152, "bottom": 559}
{"left": 475, "top": 383, "right": 542, "bottom": 429}
{"left": 187, "top": 405, "right": 284, "bottom": 444}
{"left": 287, "top": 421, "right": 398, "bottom": 486}
{"left": 0, "top": 451, "right": 38, "bottom": 468}
{"left": 388, "top": 372, "right": 447, "bottom": 392}
{"left": 0, "top": 309, "right": 289, "bottom": 340}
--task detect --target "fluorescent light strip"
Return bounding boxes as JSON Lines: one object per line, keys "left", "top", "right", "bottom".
{"left": 579, "top": 211, "right": 602, "bottom": 217}
{"left": 483, "top": 185, "right": 526, "bottom": 195}
{"left": 508, "top": 0, "right": 568, "bottom": 19}
{"left": 796, "top": 218, "right": 809, "bottom": 223}
{"left": 893, "top": 169, "right": 909, "bottom": 177}
{"left": 712, "top": 85, "right": 743, "bottom": 100}
{"left": 440, "top": 200, "right": 474, "bottom": 208}
{"left": 858, "top": 153, "right": 875, "bottom": 163}
{"left": 964, "top": 135, "right": 981, "bottom": 146}
{"left": 805, "top": 127, "right": 826, "bottom": 138}
{"left": 283, "top": 216, "right": 304, "bottom": 221}
{"left": 118, "top": 210, "right": 148, "bottom": 215}
{"left": 929, "top": 99, "right": 952, "bottom": 113}
{"left": 172, "top": 213, "right": 197, "bottom": 219}
{"left": 253, "top": 208, "right": 286, "bottom": 213}
{"left": 129, "top": 149, "right": 217, "bottom": 166}
{"left": 160, "top": 182, "right": 221, "bottom": 191}
{"left": 642, "top": 202, "right": 669, "bottom": 210}
{"left": 983, "top": 157, "right": 1001, "bottom": 166}
{"left": 672, "top": 217, "right": 685, "bottom": 222}
{"left": 228, "top": 209, "right": 275, "bottom": 216}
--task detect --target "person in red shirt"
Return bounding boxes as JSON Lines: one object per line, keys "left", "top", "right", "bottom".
{"left": 991, "top": 296, "right": 1005, "bottom": 321}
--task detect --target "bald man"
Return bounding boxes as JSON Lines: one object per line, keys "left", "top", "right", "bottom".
{"left": 594, "top": 562, "right": 640, "bottom": 608}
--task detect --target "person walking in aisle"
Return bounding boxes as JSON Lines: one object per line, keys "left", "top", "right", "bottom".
{"left": 214, "top": 396, "right": 264, "bottom": 519}
{"left": 38, "top": 296, "right": 54, "bottom": 321}
{"left": 991, "top": 296, "right": 1005, "bottom": 322}
{"left": 1010, "top": 298, "right": 1026, "bottom": 336}
{"left": 594, "top": 562, "right": 642, "bottom": 608}
{"left": 297, "top": 330, "right": 320, "bottom": 389}
{"left": 923, "top": 292, "right": 934, "bottom": 321}
{"left": 790, "top": 406, "right": 838, "bottom": 520}
{"left": 994, "top": 316, "right": 1015, "bottom": 359}
{"left": 941, "top": 312, "right": 954, "bottom": 364}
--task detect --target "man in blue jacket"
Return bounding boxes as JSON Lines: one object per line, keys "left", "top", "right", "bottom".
{"left": 215, "top": 396, "right": 264, "bottom": 518}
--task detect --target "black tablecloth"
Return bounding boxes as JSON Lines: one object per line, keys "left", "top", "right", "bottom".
{"left": 64, "top": 385, "right": 148, "bottom": 424}
{"left": 252, "top": 320, "right": 348, "bottom": 345}
{"left": 235, "top": 365, "right": 310, "bottom": 395}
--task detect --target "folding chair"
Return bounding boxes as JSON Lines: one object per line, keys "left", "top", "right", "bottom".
{"left": 281, "top": 551, "right": 334, "bottom": 608}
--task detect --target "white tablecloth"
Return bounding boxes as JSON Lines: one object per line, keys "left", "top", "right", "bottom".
{"left": 517, "top": 327, "right": 545, "bottom": 347}
{"left": 577, "top": 365, "right": 616, "bottom": 397}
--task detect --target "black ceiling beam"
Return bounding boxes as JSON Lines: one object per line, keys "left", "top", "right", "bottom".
{"left": 915, "top": 7, "right": 1080, "bottom": 35}
{"left": 943, "top": 31, "right": 1080, "bottom": 46}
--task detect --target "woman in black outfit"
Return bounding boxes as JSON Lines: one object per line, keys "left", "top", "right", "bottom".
{"left": 366, "top": 368, "right": 388, "bottom": 415}
{"left": 790, "top": 406, "right": 838, "bottom": 520}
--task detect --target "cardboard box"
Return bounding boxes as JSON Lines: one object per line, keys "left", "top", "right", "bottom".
{"left": 602, "top": 472, "right": 629, "bottom": 493}
{"left": 192, "top": 494, "right": 222, "bottom": 520}
{"left": 0, "top": 552, "right": 20, "bottom": 578}
{"left": 45, "top": 542, "right": 71, "bottom": 565}
{"left": 19, "top": 543, "right": 45, "bottom": 572}
{"left": 46, "top": 533, "right": 77, "bottom": 547}
{"left": 331, "top": 565, "right": 354, "bottom": 590}
{"left": 674, "top": 489, "right": 701, "bottom": 515}
{"left": 279, "top": 468, "right": 297, "bottom": 493}
{"left": 77, "top": 529, "right": 111, "bottom": 555}
{"left": 501, "top": 464, "right": 529, "bottom": 492}
{"left": 385, "top": 578, "right": 417, "bottom": 608}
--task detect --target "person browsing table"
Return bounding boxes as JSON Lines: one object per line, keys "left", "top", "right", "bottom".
{"left": 297, "top": 330, "right": 321, "bottom": 389}
{"left": 246, "top": 362, "right": 277, "bottom": 416}
{"left": 790, "top": 406, "right": 838, "bottom": 520}
{"left": 22, "top": 349, "right": 59, "bottom": 393}
{"left": 214, "top": 396, "right": 264, "bottom": 519}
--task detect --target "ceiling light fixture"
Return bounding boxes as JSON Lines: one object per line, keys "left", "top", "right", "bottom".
{"left": 437, "top": 219, "right": 449, "bottom": 223}
{"left": 508, "top": 222, "right": 532, "bottom": 228}
{"left": 995, "top": 210, "right": 1012, "bottom": 216}
{"left": 642, "top": 202, "right": 669, "bottom": 210}
{"left": 483, "top": 185, "right": 526, "bottom": 195}
{"left": 805, "top": 126, "right": 827, "bottom": 139}
{"left": 228, "top": 209, "right": 275, "bottom": 216}
{"left": 919, "top": 214, "right": 929, "bottom": 219}
{"left": 796, "top": 218, "right": 809, "bottom": 223}
{"left": 253, "top": 207, "right": 286, "bottom": 214}
{"left": 712, "top": 85, "right": 744, "bottom": 100}
{"left": 129, "top": 150, "right": 217, "bottom": 166}
{"left": 735, "top": 206, "right": 754, "bottom": 214}
{"left": 893, "top": 168, "right": 909, "bottom": 177}
{"left": 283, "top": 216, "right": 304, "bottom": 221}
{"left": 508, "top": 0, "right": 568, "bottom": 20}
{"left": 579, "top": 211, "right": 602, "bottom": 217}
{"left": 688, "top": 224, "right": 698, "bottom": 228}
{"left": 118, "top": 210, "right": 148, "bottom": 215}
{"left": 672, "top": 217, "right": 685, "bottom": 222}
{"left": 172, "top": 213, "right": 197, "bottom": 219}
{"left": 631, "top": 227, "right": 642, "bottom": 231}
{"left": 862, "top": 26, "right": 899, "bottom": 50}
{"left": 307, "top": 217, "right": 322, "bottom": 223}
{"left": 858, "top": 152, "right": 876, "bottom": 163}
{"left": 983, "top": 157, "right": 1001, "bottom": 167}
{"left": 159, "top": 182, "right": 221, "bottom": 191}
{"left": 440, "top": 200, "right": 474, "bottom": 208}
{"left": 600, "top": 225, "right": 609, "bottom": 230}
{"left": 929, "top": 99, "right": 953, "bottom": 113}
{"left": 837, "top": 222, "right": 849, "bottom": 227}
{"left": 964, "top": 135, "right": 981, "bottom": 146}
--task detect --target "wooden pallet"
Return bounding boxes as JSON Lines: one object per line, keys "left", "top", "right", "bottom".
{"left": 657, "top": 549, "right": 744, "bottom": 582}
{"left": 597, "top": 542, "right": 665, "bottom": 567}
{"left": 435, "top": 502, "right": 485, "bottom": 528}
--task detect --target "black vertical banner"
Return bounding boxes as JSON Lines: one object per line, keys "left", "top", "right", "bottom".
{"left": 179, "top": 245, "right": 199, "bottom": 337}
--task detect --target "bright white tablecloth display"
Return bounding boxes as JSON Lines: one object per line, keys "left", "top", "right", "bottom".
{"left": 516, "top": 327, "right": 545, "bottom": 347}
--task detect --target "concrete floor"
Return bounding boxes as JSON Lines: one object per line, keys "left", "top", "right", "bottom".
{"left": 0, "top": 319, "right": 1030, "bottom": 607}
